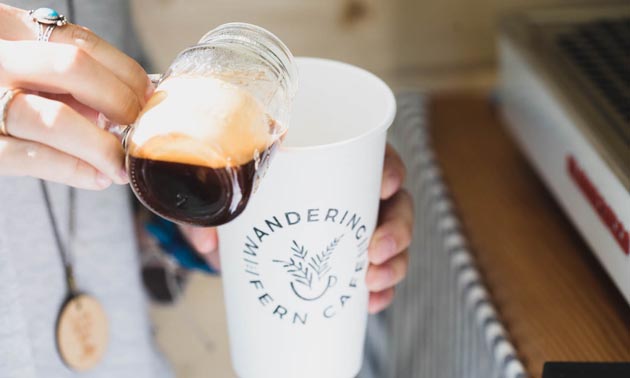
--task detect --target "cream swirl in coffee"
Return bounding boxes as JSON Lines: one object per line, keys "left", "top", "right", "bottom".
{"left": 127, "top": 75, "right": 282, "bottom": 226}
{"left": 130, "top": 75, "right": 276, "bottom": 168}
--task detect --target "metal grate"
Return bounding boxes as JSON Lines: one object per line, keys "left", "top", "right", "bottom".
{"left": 556, "top": 17, "right": 630, "bottom": 145}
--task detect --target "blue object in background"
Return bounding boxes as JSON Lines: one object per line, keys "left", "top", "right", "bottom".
{"left": 145, "top": 216, "right": 216, "bottom": 274}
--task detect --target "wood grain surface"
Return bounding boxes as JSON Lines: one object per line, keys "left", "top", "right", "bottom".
{"left": 130, "top": 0, "right": 578, "bottom": 90}
{"left": 430, "top": 93, "right": 630, "bottom": 378}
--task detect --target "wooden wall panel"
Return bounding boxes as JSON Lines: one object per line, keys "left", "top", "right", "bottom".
{"left": 131, "top": 0, "right": 578, "bottom": 90}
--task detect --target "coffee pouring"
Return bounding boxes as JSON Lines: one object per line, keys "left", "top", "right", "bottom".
{"left": 101, "top": 23, "right": 297, "bottom": 226}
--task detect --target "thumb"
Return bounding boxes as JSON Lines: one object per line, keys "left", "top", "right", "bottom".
{"left": 180, "top": 225, "right": 218, "bottom": 255}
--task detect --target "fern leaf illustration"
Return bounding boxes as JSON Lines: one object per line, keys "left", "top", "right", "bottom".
{"left": 309, "top": 234, "right": 344, "bottom": 280}
{"left": 291, "top": 240, "right": 308, "bottom": 260}
{"left": 273, "top": 240, "right": 313, "bottom": 288}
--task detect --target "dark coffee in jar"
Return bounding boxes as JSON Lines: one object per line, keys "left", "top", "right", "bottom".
{"left": 127, "top": 75, "right": 283, "bottom": 226}
{"left": 128, "top": 141, "right": 278, "bottom": 226}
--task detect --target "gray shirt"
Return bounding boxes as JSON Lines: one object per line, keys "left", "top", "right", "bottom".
{"left": 0, "top": 1, "right": 172, "bottom": 377}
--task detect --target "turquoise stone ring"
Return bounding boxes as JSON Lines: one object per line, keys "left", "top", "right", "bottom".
{"left": 30, "top": 7, "right": 68, "bottom": 26}
{"left": 29, "top": 8, "right": 68, "bottom": 41}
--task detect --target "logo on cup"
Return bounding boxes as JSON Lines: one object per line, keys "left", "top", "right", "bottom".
{"left": 241, "top": 208, "right": 369, "bottom": 325}
{"left": 273, "top": 236, "right": 343, "bottom": 301}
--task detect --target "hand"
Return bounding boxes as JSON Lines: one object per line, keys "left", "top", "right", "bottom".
{"left": 180, "top": 144, "right": 414, "bottom": 313}
{"left": 178, "top": 223, "right": 221, "bottom": 271}
{"left": 0, "top": 4, "right": 151, "bottom": 189}
{"left": 365, "top": 144, "right": 413, "bottom": 313}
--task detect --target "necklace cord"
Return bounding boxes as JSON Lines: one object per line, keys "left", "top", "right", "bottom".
{"left": 40, "top": 180, "right": 77, "bottom": 294}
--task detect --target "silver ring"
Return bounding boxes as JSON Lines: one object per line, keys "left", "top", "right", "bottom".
{"left": 29, "top": 7, "right": 68, "bottom": 42}
{"left": 0, "top": 88, "right": 23, "bottom": 137}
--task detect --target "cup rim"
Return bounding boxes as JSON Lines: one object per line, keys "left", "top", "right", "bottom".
{"left": 280, "top": 57, "right": 396, "bottom": 153}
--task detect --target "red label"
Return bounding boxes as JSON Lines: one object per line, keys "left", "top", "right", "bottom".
{"left": 567, "top": 155, "right": 629, "bottom": 255}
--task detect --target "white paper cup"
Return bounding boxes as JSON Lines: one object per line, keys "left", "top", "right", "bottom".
{"left": 217, "top": 57, "right": 396, "bottom": 378}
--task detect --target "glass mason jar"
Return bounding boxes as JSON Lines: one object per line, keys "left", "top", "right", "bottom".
{"left": 123, "top": 23, "right": 298, "bottom": 227}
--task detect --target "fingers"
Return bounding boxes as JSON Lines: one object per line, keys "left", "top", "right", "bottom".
{"left": 0, "top": 4, "right": 150, "bottom": 107}
{"left": 0, "top": 4, "right": 31, "bottom": 38}
{"left": 180, "top": 225, "right": 218, "bottom": 254}
{"left": 0, "top": 136, "right": 112, "bottom": 190}
{"left": 365, "top": 189, "right": 413, "bottom": 313}
{"left": 51, "top": 24, "right": 151, "bottom": 104}
{"left": 41, "top": 93, "right": 99, "bottom": 123}
{"left": 0, "top": 40, "right": 141, "bottom": 124}
{"left": 368, "top": 288, "right": 395, "bottom": 314}
{"left": 369, "top": 190, "right": 414, "bottom": 265}
{"left": 381, "top": 144, "right": 406, "bottom": 200}
{"left": 5, "top": 92, "right": 127, "bottom": 184}
{"left": 204, "top": 251, "right": 221, "bottom": 271}
{"left": 365, "top": 250, "right": 409, "bottom": 292}
{"left": 179, "top": 225, "right": 222, "bottom": 271}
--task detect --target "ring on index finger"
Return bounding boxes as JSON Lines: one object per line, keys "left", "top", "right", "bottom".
{"left": 0, "top": 88, "right": 23, "bottom": 137}
{"left": 29, "top": 7, "right": 68, "bottom": 42}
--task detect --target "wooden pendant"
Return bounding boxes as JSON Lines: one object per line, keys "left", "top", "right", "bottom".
{"left": 56, "top": 294, "right": 109, "bottom": 371}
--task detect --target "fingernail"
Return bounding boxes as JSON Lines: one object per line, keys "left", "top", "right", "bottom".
{"left": 366, "top": 266, "right": 393, "bottom": 291}
{"left": 145, "top": 77, "right": 156, "bottom": 102}
{"left": 118, "top": 167, "right": 129, "bottom": 184}
{"left": 383, "top": 171, "right": 401, "bottom": 197}
{"left": 95, "top": 171, "right": 112, "bottom": 189}
{"left": 368, "top": 303, "right": 379, "bottom": 314}
{"left": 192, "top": 228, "right": 217, "bottom": 254}
{"left": 371, "top": 236, "right": 396, "bottom": 264}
